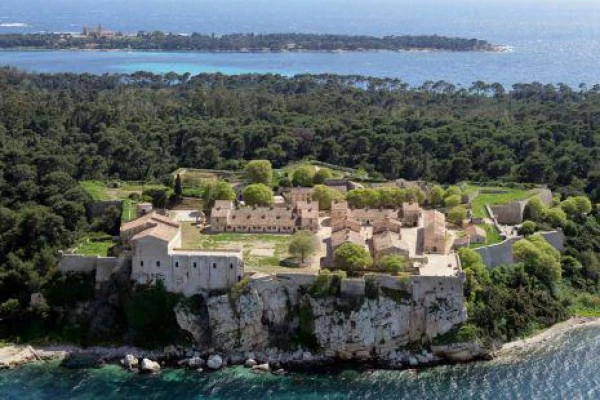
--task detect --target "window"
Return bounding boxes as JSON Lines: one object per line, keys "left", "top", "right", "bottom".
{"left": 156, "top": 261, "right": 161, "bottom": 267}
{"left": 193, "top": 262, "right": 197, "bottom": 268}
{"left": 175, "top": 261, "right": 179, "bottom": 268}
{"left": 140, "top": 260, "right": 144, "bottom": 267}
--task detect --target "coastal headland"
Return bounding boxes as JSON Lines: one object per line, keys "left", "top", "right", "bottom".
{"left": 0, "top": 29, "right": 507, "bottom": 53}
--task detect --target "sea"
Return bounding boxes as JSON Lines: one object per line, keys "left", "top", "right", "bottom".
{"left": 2, "top": 325, "right": 600, "bottom": 399}
{"left": 0, "top": 0, "right": 598, "bottom": 87}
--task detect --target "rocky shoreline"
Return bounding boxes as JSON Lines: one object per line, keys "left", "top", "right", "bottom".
{"left": 0, "top": 341, "right": 490, "bottom": 375}
{"left": 3, "top": 316, "right": 599, "bottom": 374}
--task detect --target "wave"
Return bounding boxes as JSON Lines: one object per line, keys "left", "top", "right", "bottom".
{"left": 0, "top": 23, "right": 29, "bottom": 28}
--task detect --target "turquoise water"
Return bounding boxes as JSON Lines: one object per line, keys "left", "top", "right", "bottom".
{"left": 0, "top": 0, "right": 598, "bottom": 86}
{"left": 2, "top": 326, "right": 600, "bottom": 399}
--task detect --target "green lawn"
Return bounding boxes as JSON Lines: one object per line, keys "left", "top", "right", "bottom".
{"left": 470, "top": 186, "right": 532, "bottom": 218}
{"left": 75, "top": 238, "right": 114, "bottom": 256}
{"left": 121, "top": 199, "right": 137, "bottom": 223}
{"left": 180, "top": 223, "right": 314, "bottom": 274}
{"left": 469, "top": 224, "right": 503, "bottom": 249}
{"left": 80, "top": 181, "right": 112, "bottom": 201}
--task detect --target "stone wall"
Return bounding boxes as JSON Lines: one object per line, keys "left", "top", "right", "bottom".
{"left": 474, "top": 231, "right": 565, "bottom": 268}
{"left": 58, "top": 254, "right": 128, "bottom": 286}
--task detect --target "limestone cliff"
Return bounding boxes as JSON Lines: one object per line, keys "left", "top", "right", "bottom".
{"left": 178, "top": 274, "right": 469, "bottom": 363}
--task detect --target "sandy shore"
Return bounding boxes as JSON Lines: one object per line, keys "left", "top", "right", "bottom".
{"left": 495, "top": 316, "right": 600, "bottom": 360}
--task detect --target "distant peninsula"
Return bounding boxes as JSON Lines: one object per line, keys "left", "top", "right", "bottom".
{"left": 0, "top": 27, "right": 506, "bottom": 53}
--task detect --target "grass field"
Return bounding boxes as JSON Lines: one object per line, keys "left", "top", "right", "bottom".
{"left": 74, "top": 237, "right": 114, "bottom": 256}
{"left": 180, "top": 223, "right": 317, "bottom": 274}
{"left": 469, "top": 185, "right": 532, "bottom": 218}
{"left": 80, "top": 180, "right": 169, "bottom": 202}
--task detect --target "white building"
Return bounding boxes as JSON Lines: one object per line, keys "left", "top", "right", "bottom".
{"left": 121, "top": 212, "right": 244, "bottom": 296}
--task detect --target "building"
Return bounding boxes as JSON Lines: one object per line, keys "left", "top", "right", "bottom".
{"left": 371, "top": 231, "right": 411, "bottom": 259}
{"left": 400, "top": 202, "right": 422, "bottom": 227}
{"left": 465, "top": 225, "right": 487, "bottom": 244}
{"left": 122, "top": 211, "right": 244, "bottom": 296}
{"left": 210, "top": 201, "right": 319, "bottom": 233}
{"left": 423, "top": 210, "right": 448, "bottom": 254}
{"left": 284, "top": 187, "right": 314, "bottom": 207}
{"left": 330, "top": 200, "right": 400, "bottom": 227}
{"left": 372, "top": 217, "right": 402, "bottom": 234}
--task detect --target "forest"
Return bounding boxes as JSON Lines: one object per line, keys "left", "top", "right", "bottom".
{"left": 0, "top": 68, "right": 600, "bottom": 343}
{"left": 0, "top": 32, "right": 497, "bottom": 52}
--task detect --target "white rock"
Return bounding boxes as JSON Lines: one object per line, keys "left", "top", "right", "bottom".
{"left": 252, "top": 363, "right": 270, "bottom": 372}
{"left": 188, "top": 357, "right": 205, "bottom": 368}
{"left": 120, "top": 354, "right": 138, "bottom": 369}
{"left": 244, "top": 359, "right": 257, "bottom": 368}
{"left": 140, "top": 358, "right": 161, "bottom": 373}
{"left": 207, "top": 355, "right": 223, "bottom": 370}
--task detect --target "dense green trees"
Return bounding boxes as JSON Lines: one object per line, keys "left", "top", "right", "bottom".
{"left": 1, "top": 69, "right": 600, "bottom": 343}
{"left": 243, "top": 183, "right": 273, "bottom": 206}
{"left": 0, "top": 32, "right": 495, "bottom": 52}
{"left": 244, "top": 160, "right": 273, "bottom": 185}
{"left": 292, "top": 165, "right": 316, "bottom": 187}
{"left": 202, "top": 180, "right": 236, "bottom": 208}
{"left": 312, "top": 185, "right": 344, "bottom": 210}
{"left": 333, "top": 243, "right": 373, "bottom": 275}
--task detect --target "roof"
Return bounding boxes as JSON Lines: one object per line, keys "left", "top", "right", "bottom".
{"left": 120, "top": 211, "right": 179, "bottom": 233}
{"left": 296, "top": 200, "right": 319, "bottom": 218}
{"left": 131, "top": 223, "right": 180, "bottom": 243}
{"left": 331, "top": 228, "right": 365, "bottom": 249}
{"left": 372, "top": 231, "right": 411, "bottom": 254}
{"left": 424, "top": 210, "right": 446, "bottom": 237}
{"left": 466, "top": 225, "right": 487, "bottom": 237}
{"left": 402, "top": 202, "right": 421, "bottom": 213}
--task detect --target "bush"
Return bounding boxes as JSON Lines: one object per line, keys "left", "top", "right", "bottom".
{"left": 43, "top": 272, "right": 95, "bottom": 307}
{"left": 125, "top": 283, "right": 182, "bottom": 348}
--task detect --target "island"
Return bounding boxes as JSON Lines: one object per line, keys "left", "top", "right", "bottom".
{"left": 0, "top": 26, "right": 506, "bottom": 52}
{"left": 0, "top": 71, "right": 597, "bottom": 375}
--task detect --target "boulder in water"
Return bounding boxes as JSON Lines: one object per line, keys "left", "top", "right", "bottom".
{"left": 120, "top": 354, "right": 139, "bottom": 370}
{"left": 207, "top": 355, "right": 223, "bottom": 370}
{"left": 140, "top": 358, "right": 161, "bottom": 374}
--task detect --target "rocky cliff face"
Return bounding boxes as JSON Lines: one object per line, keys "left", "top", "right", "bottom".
{"left": 177, "top": 274, "right": 469, "bottom": 363}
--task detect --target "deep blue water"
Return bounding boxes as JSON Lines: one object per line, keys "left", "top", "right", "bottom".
{"left": 0, "top": 0, "right": 598, "bottom": 86}
{"left": 2, "top": 326, "right": 600, "bottom": 399}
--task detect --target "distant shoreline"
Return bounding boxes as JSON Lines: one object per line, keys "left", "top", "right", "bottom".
{"left": 0, "top": 31, "right": 508, "bottom": 53}
{"left": 0, "top": 46, "right": 512, "bottom": 55}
